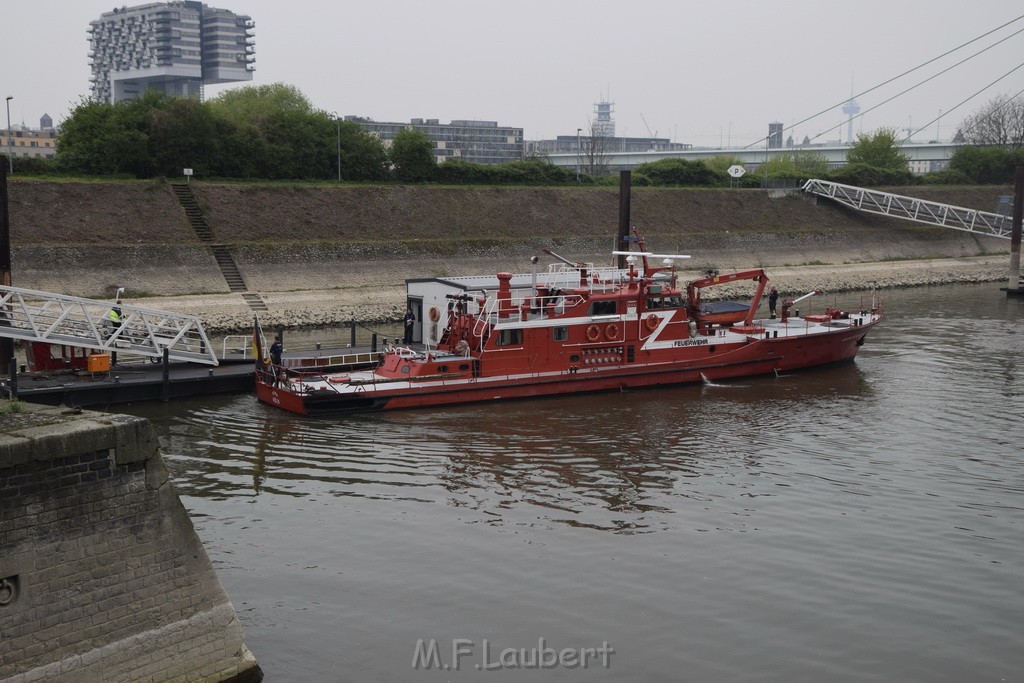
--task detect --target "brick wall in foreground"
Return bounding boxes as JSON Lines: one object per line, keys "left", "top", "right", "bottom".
{"left": 0, "top": 402, "right": 261, "bottom": 682}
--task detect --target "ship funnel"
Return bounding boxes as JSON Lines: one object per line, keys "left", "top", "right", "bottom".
{"left": 497, "top": 272, "right": 514, "bottom": 319}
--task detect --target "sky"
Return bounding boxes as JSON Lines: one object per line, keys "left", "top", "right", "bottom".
{"left": 5, "top": 1, "right": 1024, "bottom": 148}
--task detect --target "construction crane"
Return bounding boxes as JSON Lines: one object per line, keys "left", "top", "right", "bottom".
{"left": 640, "top": 113, "right": 658, "bottom": 150}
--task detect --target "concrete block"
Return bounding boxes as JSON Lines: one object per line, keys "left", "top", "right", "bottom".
{"left": 22, "top": 420, "right": 115, "bottom": 466}
{"left": 0, "top": 433, "right": 34, "bottom": 469}
{"left": 108, "top": 415, "right": 158, "bottom": 465}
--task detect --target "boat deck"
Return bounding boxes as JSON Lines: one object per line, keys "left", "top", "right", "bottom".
{"left": 2, "top": 345, "right": 390, "bottom": 408}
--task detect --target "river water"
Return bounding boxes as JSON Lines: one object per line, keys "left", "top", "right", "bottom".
{"left": 125, "top": 283, "right": 1024, "bottom": 682}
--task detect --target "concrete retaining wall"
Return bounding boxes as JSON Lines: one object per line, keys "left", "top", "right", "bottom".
{"left": 0, "top": 401, "right": 261, "bottom": 682}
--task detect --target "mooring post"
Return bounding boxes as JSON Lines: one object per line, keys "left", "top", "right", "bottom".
{"left": 1007, "top": 165, "right": 1023, "bottom": 295}
{"left": 350, "top": 318, "right": 356, "bottom": 347}
{"left": 371, "top": 333, "right": 377, "bottom": 352}
{"left": 7, "top": 357, "right": 16, "bottom": 399}
{"left": 161, "top": 348, "right": 170, "bottom": 402}
{"left": 0, "top": 159, "right": 13, "bottom": 372}
{"left": 617, "top": 170, "right": 632, "bottom": 269}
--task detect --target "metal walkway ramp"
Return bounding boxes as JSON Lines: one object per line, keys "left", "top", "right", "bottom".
{"left": 802, "top": 179, "right": 1013, "bottom": 239}
{"left": 0, "top": 285, "right": 218, "bottom": 366}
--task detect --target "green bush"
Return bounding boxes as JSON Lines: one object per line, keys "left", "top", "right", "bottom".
{"left": 948, "top": 146, "right": 1024, "bottom": 184}
{"left": 633, "top": 158, "right": 717, "bottom": 186}
{"left": 919, "top": 168, "right": 972, "bottom": 185}
{"left": 826, "top": 163, "right": 916, "bottom": 187}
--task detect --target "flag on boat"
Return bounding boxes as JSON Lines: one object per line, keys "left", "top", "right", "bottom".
{"left": 252, "top": 315, "right": 268, "bottom": 369}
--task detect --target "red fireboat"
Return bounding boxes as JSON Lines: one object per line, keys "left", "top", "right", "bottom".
{"left": 256, "top": 234, "right": 883, "bottom": 414}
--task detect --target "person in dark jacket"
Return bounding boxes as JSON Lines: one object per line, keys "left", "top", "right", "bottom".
{"left": 768, "top": 288, "right": 779, "bottom": 319}
{"left": 269, "top": 336, "right": 283, "bottom": 383}
{"left": 403, "top": 308, "right": 416, "bottom": 344}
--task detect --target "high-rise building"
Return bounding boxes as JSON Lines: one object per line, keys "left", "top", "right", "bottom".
{"left": 768, "top": 122, "right": 783, "bottom": 149}
{"left": 88, "top": 2, "right": 255, "bottom": 104}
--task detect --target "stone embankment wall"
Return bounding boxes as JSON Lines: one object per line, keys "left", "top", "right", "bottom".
{"left": 0, "top": 401, "right": 261, "bottom": 682}
{"left": 7, "top": 180, "right": 1012, "bottom": 299}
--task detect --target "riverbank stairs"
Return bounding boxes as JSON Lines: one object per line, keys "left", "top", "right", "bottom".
{"left": 169, "top": 183, "right": 268, "bottom": 312}
{"left": 0, "top": 285, "right": 219, "bottom": 365}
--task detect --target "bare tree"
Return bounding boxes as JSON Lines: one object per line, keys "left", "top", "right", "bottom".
{"left": 959, "top": 94, "right": 1024, "bottom": 148}
{"left": 579, "top": 118, "right": 613, "bottom": 177}
{"left": 448, "top": 123, "right": 482, "bottom": 161}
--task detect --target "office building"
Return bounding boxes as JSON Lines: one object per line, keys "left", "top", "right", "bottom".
{"left": 349, "top": 117, "right": 524, "bottom": 165}
{"left": 2, "top": 115, "right": 58, "bottom": 161}
{"left": 88, "top": 1, "right": 255, "bottom": 104}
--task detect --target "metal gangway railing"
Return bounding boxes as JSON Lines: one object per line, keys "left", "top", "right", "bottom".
{"left": 802, "top": 179, "right": 1013, "bottom": 239}
{"left": 0, "top": 285, "right": 218, "bottom": 366}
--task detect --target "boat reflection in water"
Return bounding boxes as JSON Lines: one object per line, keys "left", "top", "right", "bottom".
{"left": 162, "top": 359, "right": 872, "bottom": 532}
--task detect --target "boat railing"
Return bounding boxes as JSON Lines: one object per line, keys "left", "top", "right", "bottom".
{"left": 469, "top": 291, "right": 587, "bottom": 347}
{"left": 542, "top": 266, "right": 626, "bottom": 294}
{"left": 222, "top": 334, "right": 261, "bottom": 359}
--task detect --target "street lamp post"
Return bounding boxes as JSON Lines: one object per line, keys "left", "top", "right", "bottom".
{"left": 5, "top": 96, "right": 12, "bottom": 174}
{"left": 335, "top": 114, "right": 341, "bottom": 182}
{"left": 576, "top": 127, "right": 582, "bottom": 182}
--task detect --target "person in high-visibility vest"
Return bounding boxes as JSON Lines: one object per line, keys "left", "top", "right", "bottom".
{"left": 106, "top": 300, "right": 123, "bottom": 336}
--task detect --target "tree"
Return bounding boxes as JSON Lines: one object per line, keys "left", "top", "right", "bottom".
{"left": 55, "top": 96, "right": 153, "bottom": 177}
{"left": 958, "top": 94, "right": 1024, "bottom": 148}
{"left": 389, "top": 128, "right": 436, "bottom": 181}
{"left": 846, "top": 128, "right": 910, "bottom": 170}
{"left": 757, "top": 151, "right": 831, "bottom": 179}
{"left": 579, "top": 119, "right": 612, "bottom": 177}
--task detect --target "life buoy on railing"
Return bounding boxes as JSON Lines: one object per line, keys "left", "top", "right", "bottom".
{"left": 586, "top": 324, "right": 601, "bottom": 342}
{"left": 645, "top": 314, "right": 659, "bottom": 332}
{"left": 605, "top": 323, "right": 619, "bottom": 340}
{"left": 428, "top": 306, "right": 441, "bottom": 322}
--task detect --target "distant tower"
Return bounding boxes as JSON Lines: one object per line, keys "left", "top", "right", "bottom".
{"left": 40, "top": 113, "right": 53, "bottom": 130}
{"left": 593, "top": 100, "right": 615, "bottom": 137}
{"left": 768, "top": 122, "right": 783, "bottom": 148}
{"left": 841, "top": 98, "right": 860, "bottom": 144}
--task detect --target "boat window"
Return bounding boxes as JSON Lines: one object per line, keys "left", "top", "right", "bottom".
{"left": 401, "top": 364, "right": 411, "bottom": 373}
{"left": 589, "top": 300, "right": 617, "bottom": 316}
{"left": 497, "top": 329, "right": 522, "bottom": 346}
{"left": 458, "top": 363, "right": 470, "bottom": 371}
{"left": 437, "top": 365, "right": 448, "bottom": 373}
{"left": 646, "top": 298, "right": 663, "bottom": 309}
{"left": 570, "top": 354, "right": 580, "bottom": 363}
{"left": 552, "top": 326, "right": 568, "bottom": 342}
{"left": 665, "top": 295, "right": 685, "bottom": 308}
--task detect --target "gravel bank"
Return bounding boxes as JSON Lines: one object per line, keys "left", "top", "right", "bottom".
{"left": 134, "top": 254, "right": 1011, "bottom": 334}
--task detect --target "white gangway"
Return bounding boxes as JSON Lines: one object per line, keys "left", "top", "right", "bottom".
{"left": 802, "top": 179, "right": 1012, "bottom": 239}
{"left": 0, "top": 285, "right": 218, "bottom": 366}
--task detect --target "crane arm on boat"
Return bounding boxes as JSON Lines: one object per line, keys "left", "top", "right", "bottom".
{"left": 780, "top": 290, "right": 824, "bottom": 323}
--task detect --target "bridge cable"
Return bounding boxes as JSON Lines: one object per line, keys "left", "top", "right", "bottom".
{"left": 742, "top": 13, "right": 1024, "bottom": 149}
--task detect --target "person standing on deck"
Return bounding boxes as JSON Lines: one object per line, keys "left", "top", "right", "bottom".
{"left": 768, "top": 288, "right": 779, "bottom": 319}
{"left": 270, "top": 336, "right": 283, "bottom": 384}
{"left": 403, "top": 308, "right": 416, "bottom": 344}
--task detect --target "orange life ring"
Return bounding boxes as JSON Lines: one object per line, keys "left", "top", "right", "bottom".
{"left": 585, "top": 324, "right": 601, "bottom": 342}
{"left": 428, "top": 306, "right": 440, "bottom": 322}
{"left": 605, "top": 323, "right": 619, "bottom": 340}
{"left": 645, "top": 314, "right": 659, "bottom": 332}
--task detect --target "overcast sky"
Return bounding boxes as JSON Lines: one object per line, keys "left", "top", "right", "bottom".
{"left": 5, "top": 1, "right": 1024, "bottom": 147}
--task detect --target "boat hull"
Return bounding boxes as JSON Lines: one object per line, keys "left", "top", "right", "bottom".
{"left": 256, "top": 321, "right": 876, "bottom": 415}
